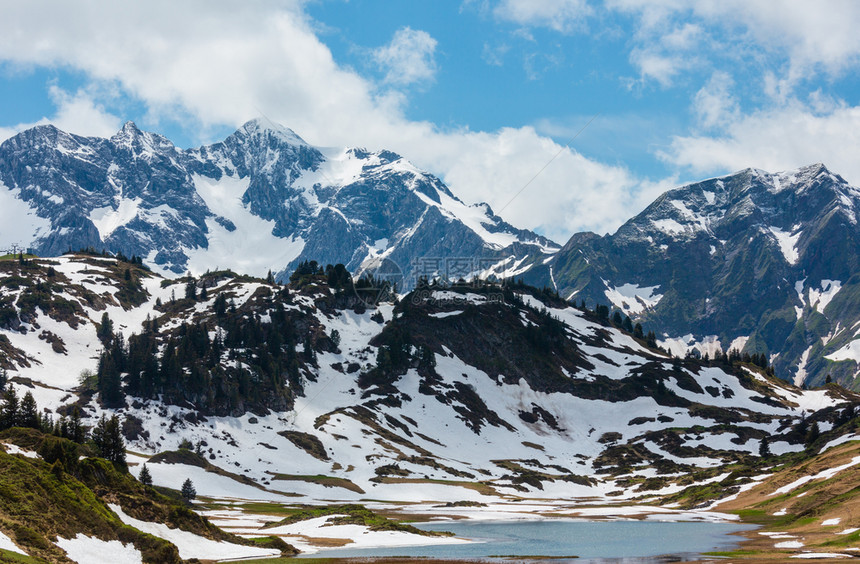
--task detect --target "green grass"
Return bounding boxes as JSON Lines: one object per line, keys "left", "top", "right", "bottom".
{"left": 818, "top": 529, "right": 860, "bottom": 547}
{"left": 270, "top": 474, "right": 365, "bottom": 494}
{"left": 0, "top": 548, "right": 41, "bottom": 563}
{"left": 702, "top": 550, "right": 763, "bottom": 557}
{"left": 0, "top": 254, "right": 37, "bottom": 262}
{"left": 0, "top": 428, "right": 298, "bottom": 561}
{"left": 229, "top": 501, "right": 305, "bottom": 516}
{"left": 218, "top": 559, "right": 337, "bottom": 564}
{"left": 262, "top": 504, "right": 452, "bottom": 538}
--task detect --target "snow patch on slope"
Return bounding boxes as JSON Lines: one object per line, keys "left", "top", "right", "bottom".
{"left": 826, "top": 339, "right": 860, "bottom": 363}
{"left": 768, "top": 226, "right": 802, "bottom": 265}
{"left": 794, "top": 346, "right": 813, "bottom": 387}
{"left": 604, "top": 282, "right": 662, "bottom": 315}
{"left": 109, "top": 504, "right": 280, "bottom": 561}
{"left": 89, "top": 198, "right": 142, "bottom": 239}
{"left": 0, "top": 185, "right": 52, "bottom": 249}
{"left": 55, "top": 534, "right": 142, "bottom": 564}
{"left": 0, "top": 530, "right": 27, "bottom": 556}
{"left": 187, "top": 174, "right": 304, "bottom": 278}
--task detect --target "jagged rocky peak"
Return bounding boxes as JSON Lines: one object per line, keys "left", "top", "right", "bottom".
{"left": 617, "top": 163, "right": 860, "bottom": 243}
{"left": 109, "top": 120, "right": 180, "bottom": 160}
{"left": 0, "top": 119, "right": 555, "bottom": 287}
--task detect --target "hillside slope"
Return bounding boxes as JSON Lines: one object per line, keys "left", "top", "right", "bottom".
{"left": 0, "top": 253, "right": 857, "bottom": 507}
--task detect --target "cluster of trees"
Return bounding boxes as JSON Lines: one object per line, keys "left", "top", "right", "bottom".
{"left": 290, "top": 261, "right": 354, "bottom": 293}
{"left": 64, "top": 247, "right": 147, "bottom": 268}
{"left": 1, "top": 383, "right": 126, "bottom": 465}
{"left": 587, "top": 302, "right": 659, "bottom": 347}
{"left": 0, "top": 384, "right": 43, "bottom": 431}
{"left": 95, "top": 278, "right": 314, "bottom": 415}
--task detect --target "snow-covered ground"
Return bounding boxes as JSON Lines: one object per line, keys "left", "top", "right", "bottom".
{"left": 0, "top": 529, "right": 27, "bottom": 556}
{"left": 1, "top": 255, "right": 856, "bottom": 558}
{"left": 110, "top": 504, "right": 281, "bottom": 561}
{"left": 55, "top": 534, "right": 142, "bottom": 564}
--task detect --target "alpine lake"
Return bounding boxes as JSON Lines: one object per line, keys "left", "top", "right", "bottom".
{"left": 305, "top": 518, "right": 758, "bottom": 562}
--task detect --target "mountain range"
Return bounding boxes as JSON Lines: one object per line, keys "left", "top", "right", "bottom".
{"left": 0, "top": 119, "right": 555, "bottom": 285}
{"left": 525, "top": 163, "right": 860, "bottom": 389}
{"left": 1, "top": 121, "right": 860, "bottom": 392}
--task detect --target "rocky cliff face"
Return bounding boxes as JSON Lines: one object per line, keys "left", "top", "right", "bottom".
{"left": 526, "top": 164, "right": 860, "bottom": 388}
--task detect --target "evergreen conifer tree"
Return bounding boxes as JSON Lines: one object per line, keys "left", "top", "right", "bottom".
{"left": 139, "top": 463, "right": 153, "bottom": 486}
{"left": 1, "top": 385, "right": 19, "bottom": 430}
{"left": 181, "top": 478, "right": 196, "bottom": 503}
{"left": 622, "top": 316, "right": 634, "bottom": 333}
{"left": 97, "top": 312, "right": 113, "bottom": 343}
{"left": 185, "top": 278, "right": 197, "bottom": 300}
{"left": 18, "top": 391, "right": 39, "bottom": 429}
{"left": 759, "top": 436, "right": 771, "bottom": 458}
{"left": 92, "top": 414, "right": 126, "bottom": 465}
{"left": 69, "top": 406, "right": 86, "bottom": 443}
{"left": 805, "top": 421, "right": 821, "bottom": 447}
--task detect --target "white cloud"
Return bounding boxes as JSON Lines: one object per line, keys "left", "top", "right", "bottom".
{"left": 662, "top": 100, "right": 860, "bottom": 186}
{"left": 628, "top": 48, "right": 682, "bottom": 87}
{"left": 0, "top": 86, "right": 120, "bottom": 142}
{"left": 0, "top": 0, "right": 648, "bottom": 241}
{"left": 482, "top": 42, "right": 509, "bottom": 66}
{"left": 691, "top": 0, "right": 860, "bottom": 76}
{"left": 610, "top": 0, "right": 860, "bottom": 88}
{"left": 46, "top": 86, "right": 122, "bottom": 138}
{"left": 493, "top": 0, "right": 592, "bottom": 33}
{"left": 407, "top": 126, "right": 667, "bottom": 241}
{"left": 372, "top": 27, "right": 438, "bottom": 86}
{"left": 692, "top": 71, "right": 738, "bottom": 130}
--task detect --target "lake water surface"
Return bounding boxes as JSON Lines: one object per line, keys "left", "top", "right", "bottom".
{"left": 308, "top": 519, "right": 758, "bottom": 562}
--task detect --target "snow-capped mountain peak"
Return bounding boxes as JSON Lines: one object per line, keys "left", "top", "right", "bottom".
{"left": 0, "top": 120, "right": 555, "bottom": 285}
{"left": 234, "top": 117, "right": 311, "bottom": 147}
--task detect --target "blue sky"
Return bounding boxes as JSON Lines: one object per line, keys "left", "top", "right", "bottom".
{"left": 2, "top": 1, "right": 860, "bottom": 242}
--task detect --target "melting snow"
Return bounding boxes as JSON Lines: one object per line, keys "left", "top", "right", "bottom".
{"left": 0, "top": 185, "right": 52, "bottom": 248}
{"left": 775, "top": 540, "right": 804, "bottom": 548}
{"left": 809, "top": 280, "right": 842, "bottom": 313}
{"left": 822, "top": 434, "right": 860, "bottom": 452}
{"left": 186, "top": 174, "right": 305, "bottom": 278}
{"left": 0, "top": 529, "right": 27, "bottom": 556}
{"left": 651, "top": 218, "right": 685, "bottom": 235}
{"left": 603, "top": 282, "right": 662, "bottom": 315}
{"left": 826, "top": 340, "right": 860, "bottom": 363}
{"left": 109, "top": 504, "right": 280, "bottom": 561}
{"left": 55, "top": 534, "right": 142, "bottom": 564}
{"left": 796, "top": 279, "right": 842, "bottom": 314}
{"left": 794, "top": 346, "right": 813, "bottom": 387}
{"left": 772, "top": 456, "right": 860, "bottom": 496}
{"left": 768, "top": 226, "right": 802, "bottom": 265}
{"left": 89, "top": 198, "right": 142, "bottom": 239}
{"left": 1, "top": 442, "right": 39, "bottom": 459}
